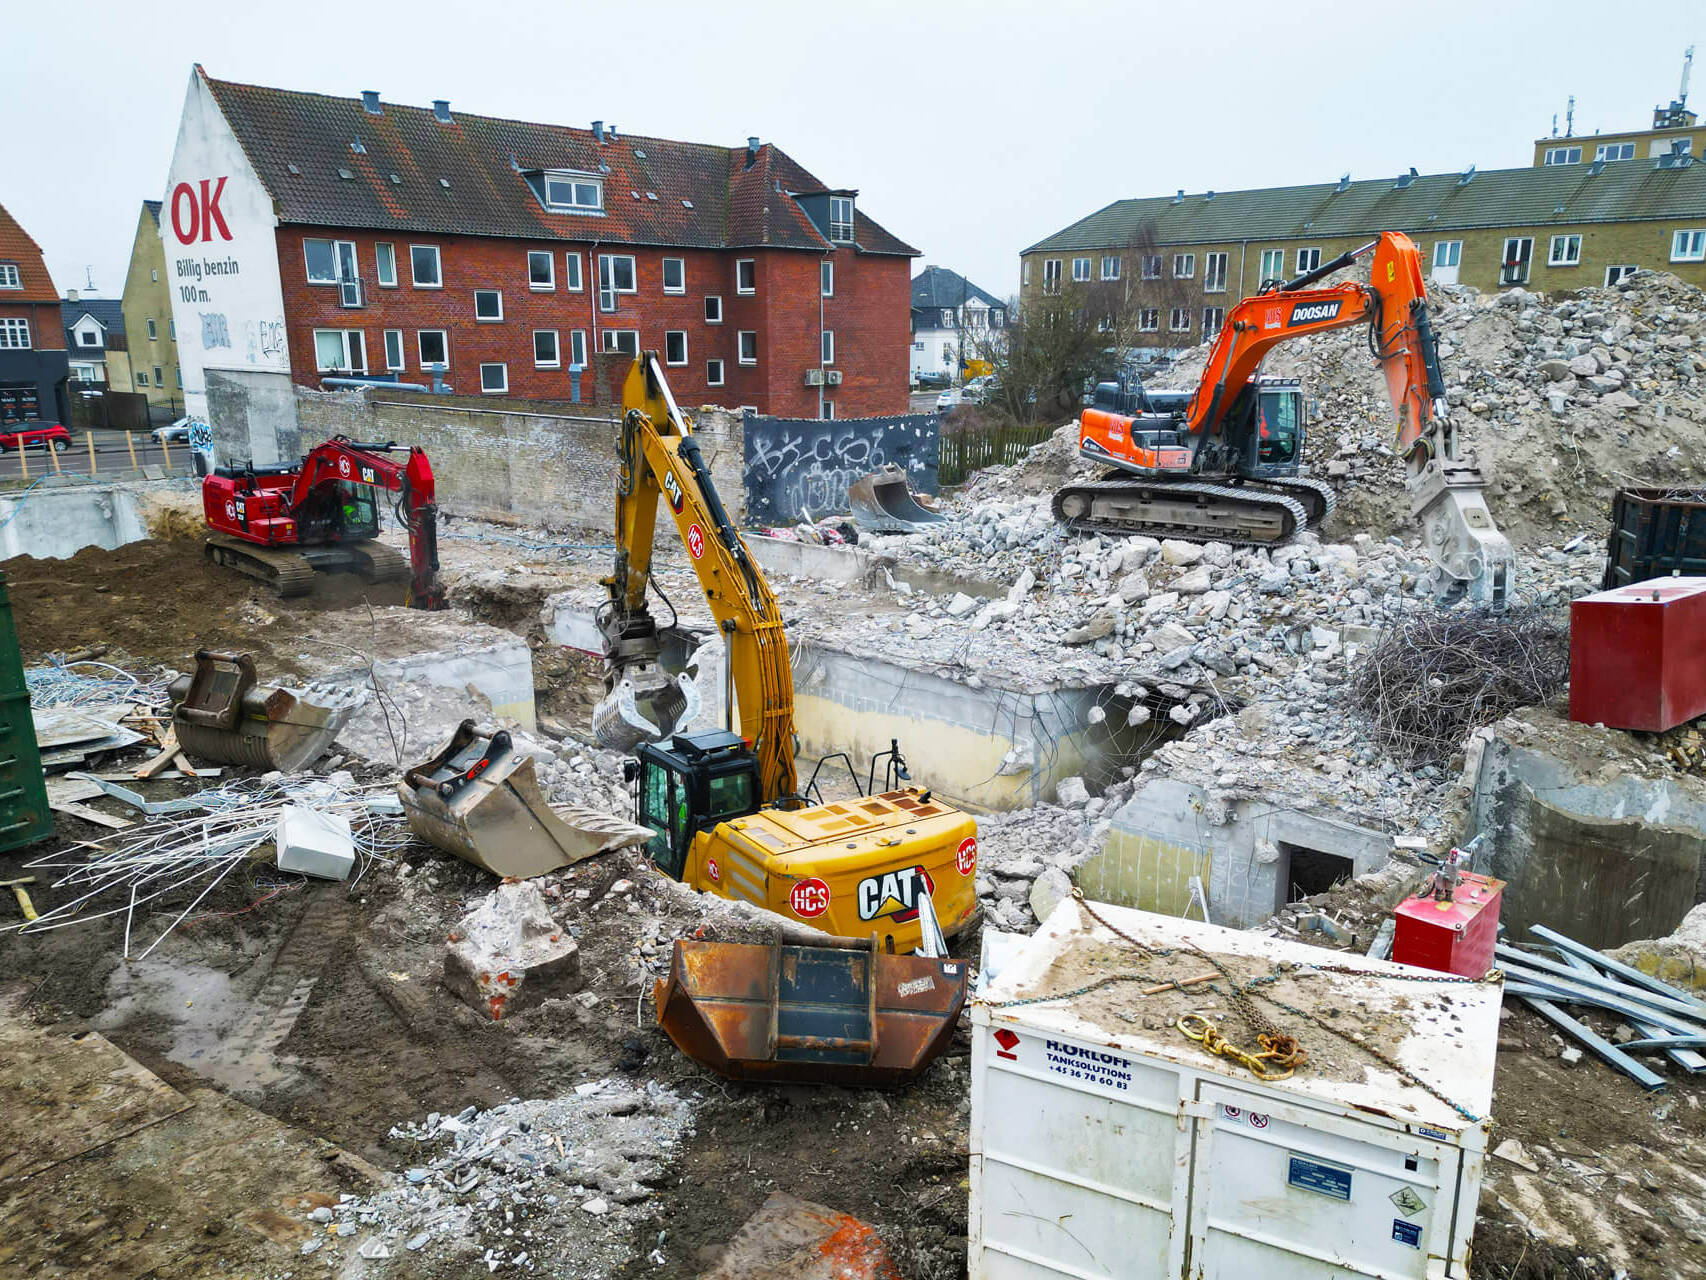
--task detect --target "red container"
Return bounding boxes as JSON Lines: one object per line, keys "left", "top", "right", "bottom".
{"left": 1570, "top": 576, "right": 1706, "bottom": 731}
{"left": 1393, "top": 872, "right": 1504, "bottom": 978}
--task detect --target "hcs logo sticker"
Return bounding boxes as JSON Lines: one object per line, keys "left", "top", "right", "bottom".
{"left": 857, "top": 865, "right": 935, "bottom": 922}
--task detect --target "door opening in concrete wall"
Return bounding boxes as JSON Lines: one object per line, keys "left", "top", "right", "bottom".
{"left": 1282, "top": 842, "right": 1354, "bottom": 903}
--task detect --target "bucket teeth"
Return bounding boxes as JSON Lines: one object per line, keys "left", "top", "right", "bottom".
{"left": 592, "top": 669, "right": 700, "bottom": 753}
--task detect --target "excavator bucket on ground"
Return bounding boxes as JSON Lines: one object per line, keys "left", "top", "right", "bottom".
{"left": 398, "top": 719, "right": 652, "bottom": 878}
{"left": 654, "top": 931, "right": 969, "bottom": 1087}
{"left": 847, "top": 466, "right": 948, "bottom": 535}
{"left": 168, "top": 650, "right": 352, "bottom": 771}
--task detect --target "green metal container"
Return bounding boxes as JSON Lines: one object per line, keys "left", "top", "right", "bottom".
{"left": 0, "top": 571, "right": 52, "bottom": 852}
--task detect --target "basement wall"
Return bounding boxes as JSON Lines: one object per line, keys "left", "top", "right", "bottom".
{"left": 0, "top": 484, "right": 149, "bottom": 560}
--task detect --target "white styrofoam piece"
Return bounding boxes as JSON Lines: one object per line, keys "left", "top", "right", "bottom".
{"left": 276, "top": 805, "right": 355, "bottom": 881}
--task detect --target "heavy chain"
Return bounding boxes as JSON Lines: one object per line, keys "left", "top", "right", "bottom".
{"left": 1177, "top": 1014, "right": 1301, "bottom": 1081}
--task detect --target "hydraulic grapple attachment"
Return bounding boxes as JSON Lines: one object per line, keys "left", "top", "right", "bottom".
{"left": 168, "top": 650, "right": 352, "bottom": 771}
{"left": 591, "top": 609, "right": 701, "bottom": 753}
{"left": 398, "top": 719, "right": 651, "bottom": 878}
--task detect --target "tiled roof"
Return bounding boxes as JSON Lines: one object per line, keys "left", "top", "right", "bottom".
{"left": 1024, "top": 159, "right": 1706, "bottom": 253}
{"left": 62, "top": 298, "right": 126, "bottom": 339}
{"left": 911, "top": 265, "right": 1004, "bottom": 309}
{"left": 144, "top": 199, "right": 162, "bottom": 226}
{"left": 0, "top": 201, "right": 59, "bottom": 302}
{"left": 204, "top": 72, "right": 917, "bottom": 257}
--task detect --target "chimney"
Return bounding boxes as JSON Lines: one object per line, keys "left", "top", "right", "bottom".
{"left": 1335, "top": 172, "right": 1350, "bottom": 192}
{"left": 67, "top": 288, "right": 78, "bottom": 303}
{"left": 593, "top": 120, "right": 605, "bottom": 142}
{"left": 432, "top": 99, "right": 452, "bottom": 124}
{"left": 1172, "top": 189, "right": 1184, "bottom": 203}
{"left": 746, "top": 136, "right": 760, "bottom": 168}
{"left": 361, "top": 90, "right": 381, "bottom": 115}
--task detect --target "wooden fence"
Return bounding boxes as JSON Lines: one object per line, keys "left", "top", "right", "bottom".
{"left": 937, "top": 422, "right": 1057, "bottom": 486}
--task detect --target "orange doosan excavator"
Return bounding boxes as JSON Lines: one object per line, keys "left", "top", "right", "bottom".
{"left": 1055, "top": 231, "right": 1513, "bottom": 604}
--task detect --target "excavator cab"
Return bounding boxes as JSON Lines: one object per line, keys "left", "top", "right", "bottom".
{"left": 1254, "top": 380, "right": 1304, "bottom": 469}
{"left": 632, "top": 729, "right": 761, "bottom": 878}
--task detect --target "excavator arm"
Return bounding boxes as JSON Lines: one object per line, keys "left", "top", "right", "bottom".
{"left": 595, "top": 355, "right": 797, "bottom": 802}
{"left": 288, "top": 437, "right": 445, "bottom": 609}
{"left": 1186, "top": 232, "right": 1511, "bottom": 602}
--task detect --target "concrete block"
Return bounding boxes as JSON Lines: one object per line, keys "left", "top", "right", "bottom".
{"left": 443, "top": 882, "right": 580, "bottom": 1021}
{"left": 276, "top": 805, "right": 355, "bottom": 880}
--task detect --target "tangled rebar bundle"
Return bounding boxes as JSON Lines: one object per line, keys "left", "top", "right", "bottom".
{"left": 1348, "top": 608, "right": 1571, "bottom": 765}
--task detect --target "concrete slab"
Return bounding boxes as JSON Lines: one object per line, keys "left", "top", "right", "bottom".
{"left": 0, "top": 483, "right": 148, "bottom": 560}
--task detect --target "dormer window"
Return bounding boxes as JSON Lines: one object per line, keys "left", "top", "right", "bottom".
{"left": 829, "top": 195, "right": 854, "bottom": 242}
{"left": 542, "top": 170, "right": 603, "bottom": 213}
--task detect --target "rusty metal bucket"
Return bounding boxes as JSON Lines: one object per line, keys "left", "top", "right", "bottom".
{"left": 654, "top": 933, "right": 969, "bottom": 1087}
{"left": 398, "top": 719, "right": 651, "bottom": 878}
{"left": 168, "top": 650, "right": 352, "bottom": 771}
{"left": 848, "top": 466, "right": 948, "bottom": 534}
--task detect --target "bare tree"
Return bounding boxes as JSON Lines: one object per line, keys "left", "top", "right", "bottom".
{"left": 969, "top": 279, "right": 1141, "bottom": 422}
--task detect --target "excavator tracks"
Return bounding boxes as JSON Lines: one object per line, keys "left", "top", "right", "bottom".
{"left": 206, "top": 534, "right": 316, "bottom": 598}
{"left": 1052, "top": 478, "right": 1312, "bottom": 547}
{"left": 348, "top": 540, "right": 409, "bottom": 584}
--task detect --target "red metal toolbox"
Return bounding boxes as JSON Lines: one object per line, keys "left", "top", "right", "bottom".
{"left": 1570, "top": 576, "right": 1706, "bottom": 731}
{"left": 1393, "top": 871, "right": 1504, "bottom": 978}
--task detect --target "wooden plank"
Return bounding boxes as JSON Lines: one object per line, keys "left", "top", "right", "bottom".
{"left": 48, "top": 800, "right": 133, "bottom": 831}
{"left": 132, "top": 730, "right": 183, "bottom": 779}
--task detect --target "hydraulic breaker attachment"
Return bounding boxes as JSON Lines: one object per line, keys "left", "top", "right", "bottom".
{"left": 1407, "top": 441, "right": 1515, "bottom": 607}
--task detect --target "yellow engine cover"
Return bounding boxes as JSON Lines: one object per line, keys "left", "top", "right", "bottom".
{"left": 689, "top": 789, "right": 980, "bottom": 952}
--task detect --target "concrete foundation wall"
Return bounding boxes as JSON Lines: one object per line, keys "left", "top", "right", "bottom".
{"left": 744, "top": 534, "right": 1001, "bottom": 599}
{"left": 205, "top": 368, "right": 300, "bottom": 468}
{"left": 0, "top": 484, "right": 148, "bottom": 560}
{"left": 291, "top": 386, "right": 745, "bottom": 530}
{"left": 325, "top": 635, "right": 536, "bottom": 732}
{"left": 1083, "top": 777, "right": 1395, "bottom": 927}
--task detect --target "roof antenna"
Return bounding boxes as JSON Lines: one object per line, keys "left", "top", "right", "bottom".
{"left": 1565, "top": 94, "right": 1575, "bottom": 138}
{"left": 84, "top": 265, "right": 95, "bottom": 291}
{"left": 1550, "top": 111, "right": 1558, "bottom": 138}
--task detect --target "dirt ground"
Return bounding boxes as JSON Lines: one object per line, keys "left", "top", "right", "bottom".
{"left": 2, "top": 528, "right": 1700, "bottom": 1279}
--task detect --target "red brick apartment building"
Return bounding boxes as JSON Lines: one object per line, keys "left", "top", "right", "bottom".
{"left": 163, "top": 67, "right": 917, "bottom": 422}
{"left": 0, "top": 201, "right": 70, "bottom": 424}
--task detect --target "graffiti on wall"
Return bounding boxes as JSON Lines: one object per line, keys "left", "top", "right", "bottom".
{"left": 742, "top": 412, "right": 940, "bottom": 524}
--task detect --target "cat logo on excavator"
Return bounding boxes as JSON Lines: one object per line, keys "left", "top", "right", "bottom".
{"left": 858, "top": 865, "right": 935, "bottom": 922}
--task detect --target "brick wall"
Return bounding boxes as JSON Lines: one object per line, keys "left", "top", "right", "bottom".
{"left": 274, "top": 226, "right": 910, "bottom": 416}
{"left": 291, "top": 365, "right": 746, "bottom": 530}
{"left": 0, "top": 302, "right": 67, "bottom": 351}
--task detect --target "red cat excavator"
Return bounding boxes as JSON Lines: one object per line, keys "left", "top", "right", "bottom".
{"left": 202, "top": 437, "right": 446, "bottom": 608}
{"left": 1054, "top": 231, "right": 1512, "bottom": 603}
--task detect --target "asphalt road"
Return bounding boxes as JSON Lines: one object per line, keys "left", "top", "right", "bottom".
{"left": 0, "top": 429, "right": 183, "bottom": 479}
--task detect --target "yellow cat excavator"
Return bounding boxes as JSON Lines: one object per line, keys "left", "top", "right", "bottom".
{"left": 592, "top": 354, "right": 981, "bottom": 956}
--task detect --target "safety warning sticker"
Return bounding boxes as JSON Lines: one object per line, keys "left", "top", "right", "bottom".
{"left": 1390, "top": 1186, "right": 1427, "bottom": 1217}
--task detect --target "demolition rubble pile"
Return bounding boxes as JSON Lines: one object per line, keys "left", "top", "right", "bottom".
{"left": 303, "top": 1080, "right": 695, "bottom": 1276}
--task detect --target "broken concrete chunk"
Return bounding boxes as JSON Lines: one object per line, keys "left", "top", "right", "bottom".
{"left": 1173, "top": 566, "right": 1213, "bottom": 595}
{"left": 1160, "top": 539, "right": 1204, "bottom": 566}
{"left": 1055, "top": 776, "right": 1090, "bottom": 807}
{"left": 700, "top": 1192, "right": 903, "bottom": 1280}
{"left": 945, "top": 592, "right": 979, "bottom": 619}
{"left": 443, "top": 882, "right": 580, "bottom": 1021}
{"left": 1029, "top": 866, "right": 1073, "bottom": 923}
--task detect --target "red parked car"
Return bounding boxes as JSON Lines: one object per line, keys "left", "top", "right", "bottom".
{"left": 0, "top": 422, "right": 70, "bottom": 452}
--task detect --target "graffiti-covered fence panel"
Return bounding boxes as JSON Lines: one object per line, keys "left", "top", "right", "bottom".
{"left": 742, "top": 412, "right": 940, "bottom": 525}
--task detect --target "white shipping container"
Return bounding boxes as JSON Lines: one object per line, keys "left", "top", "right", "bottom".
{"left": 969, "top": 899, "right": 1499, "bottom": 1279}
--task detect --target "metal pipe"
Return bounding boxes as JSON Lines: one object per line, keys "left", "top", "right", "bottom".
{"left": 1496, "top": 946, "right": 1706, "bottom": 1019}
{"left": 1514, "top": 994, "right": 1666, "bottom": 1091}
{"left": 1499, "top": 972, "right": 1706, "bottom": 1035}
{"left": 1530, "top": 924, "right": 1706, "bottom": 1014}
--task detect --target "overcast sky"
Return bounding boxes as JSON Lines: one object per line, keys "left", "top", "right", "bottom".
{"left": 5, "top": 0, "right": 1699, "bottom": 302}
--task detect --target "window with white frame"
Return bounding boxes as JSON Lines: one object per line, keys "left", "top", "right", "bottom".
{"left": 1022, "top": 260, "right": 1032, "bottom": 286}
{"left": 1043, "top": 259, "right": 1061, "bottom": 294}
{"left": 1433, "top": 240, "right": 1462, "bottom": 268}
{"left": 821, "top": 330, "right": 834, "bottom": 363}
{"left": 534, "top": 329, "right": 560, "bottom": 368}
{"left": 313, "top": 329, "right": 366, "bottom": 372}
{"left": 0, "top": 264, "right": 19, "bottom": 289}
{"left": 1543, "top": 146, "right": 1581, "bottom": 165}
{"left": 134, "top": 370, "right": 148, "bottom": 386}
{"left": 146, "top": 319, "right": 157, "bottom": 340}
{"left": 528, "top": 251, "right": 555, "bottom": 290}
{"left": 474, "top": 289, "right": 504, "bottom": 321}
{"left": 1548, "top": 234, "right": 1582, "bottom": 266}
{"left": 597, "top": 254, "right": 636, "bottom": 311}
{"left": 151, "top": 366, "right": 161, "bottom": 385}
{"left": 564, "top": 252, "right": 583, "bottom": 291}
{"left": 384, "top": 329, "right": 404, "bottom": 371}
{"left": 1595, "top": 142, "right": 1635, "bottom": 162}
{"left": 707, "top": 358, "right": 725, "bottom": 386}
{"left": 417, "top": 330, "right": 449, "bottom": 367}
{"left": 1141, "top": 255, "right": 1162, "bottom": 280}
{"left": 410, "top": 244, "right": 442, "bottom": 288}
{"left": 736, "top": 259, "right": 756, "bottom": 294}
{"left": 738, "top": 330, "right": 757, "bottom": 364}
{"left": 1605, "top": 264, "right": 1638, "bottom": 286}
{"left": 1101, "top": 255, "right": 1121, "bottom": 280}
{"left": 1138, "top": 309, "right": 1159, "bottom": 332}
{"left": 821, "top": 260, "right": 833, "bottom": 297}
{"left": 942, "top": 308, "right": 956, "bottom": 327}
{"left": 1203, "top": 305, "right": 1224, "bottom": 336}
{"left": 665, "top": 331, "right": 688, "bottom": 365}
{"left": 601, "top": 329, "right": 639, "bottom": 355}
{"left": 375, "top": 242, "right": 397, "bottom": 287}
{"left": 1258, "top": 248, "right": 1284, "bottom": 282}
{"left": 1173, "top": 253, "right": 1195, "bottom": 279}
{"left": 542, "top": 171, "right": 603, "bottom": 212}
{"left": 77, "top": 327, "right": 100, "bottom": 348}
{"left": 1204, "top": 252, "right": 1228, "bottom": 292}
{"left": 705, "top": 295, "right": 723, "bottom": 324}
{"left": 0, "top": 318, "right": 30, "bottom": 348}
{"left": 829, "top": 196, "right": 854, "bottom": 242}
{"left": 1071, "top": 257, "right": 1091, "bottom": 282}
{"left": 1671, "top": 229, "right": 1706, "bottom": 262}
{"left": 662, "top": 258, "right": 685, "bottom": 294}
{"left": 1296, "top": 247, "right": 1321, "bottom": 273}
{"left": 169, "top": 319, "right": 175, "bottom": 339}
{"left": 569, "top": 330, "right": 587, "bottom": 367}
{"left": 479, "top": 362, "right": 508, "bottom": 394}
{"left": 304, "top": 238, "right": 357, "bottom": 285}
{"left": 1096, "top": 315, "right": 1113, "bottom": 334}
{"left": 1501, "top": 237, "right": 1534, "bottom": 284}
{"left": 823, "top": 401, "right": 835, "bottom": 420}
{"left": 1169, "top": 307, "right": 1191, "bottom": 333}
